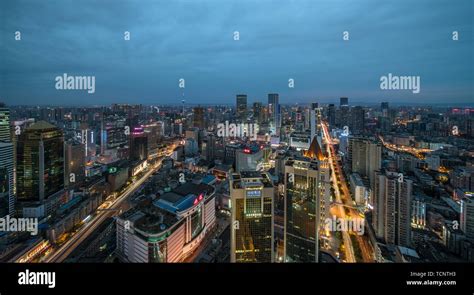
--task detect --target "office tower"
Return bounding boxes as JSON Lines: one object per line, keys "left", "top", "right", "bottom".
{"left": 16, "top": 121, "right": 64, "bottom": 202}
{"left": 0, "top": 104, "right": 14, "bottom": 216}
{"left": 143, "top": 123, "right": 161, "bottom": 159}
{"left": 130, "top": 127, "right": 148, "bottom": 161}
{"left": 311, "top": 102, "right": 319, "bottom": 110}
{"left": 0, "top": 103, "right": 11, "bottom": 141}
{"left": 340, "top": 97, "right": 349, "bottom": 107}
{"left": 101, "top": 115, "right": 128, "bottom": 152}
{"left": 184, "top": 138, "right": 198, "bottom": 156}
{"left": 373, "top": 170, "right": 413, "bottom": 247}
{"left": 268, "top": 93, "right": 280, "bottom": 133}
{"left": 460, "top": 196, "right": 474, "bottom": 240}
{"left": 337, "top": 105, "right": 350, "bottom": 128}
{"left": 193, "top": 106, "right": 205, "bottom": 129}
{"left": 0, "top": 142, "right": 14, "bottom": 216}
{"left": 64, "top": 140, "right": 86, "bottom": 188}
{"left": 411, "top": 197, "right": 426, "bottom": 229}
{"left": 350, "top": 106, "right": 365, "bottom": 135}
{"left": 284, "top": 156, "right": 330, "bottom": 262}
{"left": 327, "top": 104, "right": 336, "bottom": 127}
{"left": 203, "top": 133, "right": 216, "bottom": 162}
{"left": 348, "top": 138, "right": 382, "bottom": 187}
{"left": 236, "top": 94, "right": 247, "bottom": 119}
{"left": 230, "top": 171, "right": 274, "bottom": 262}
{"left": 253, "top": 102, "right": 263, "bottom": 124}
{"left": 381, "top": 102, "right": 389, "bottom": 117}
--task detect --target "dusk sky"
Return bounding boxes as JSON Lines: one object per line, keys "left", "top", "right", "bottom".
{"left": 0, "top": 0, "right": 473, "bottom": 106}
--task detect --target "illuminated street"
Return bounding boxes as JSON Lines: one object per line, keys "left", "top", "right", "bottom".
{"left": 41, "top": 143, "right": 179, "bottom": 263}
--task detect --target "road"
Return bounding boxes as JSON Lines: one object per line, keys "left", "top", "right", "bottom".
{"left": 328, "top": 138, "right": 374, "bottom": 263}
{"left": 322, "top": 122, "right": 375, "bottom": 262}
{"left": 321, "top": 122, "right": 356, "bottom": 263}
{"left": 43, "top": 144, "right": 178, "bottom": 263}
{"left": 379, "top": 135, "right": 431, "bottom": 159}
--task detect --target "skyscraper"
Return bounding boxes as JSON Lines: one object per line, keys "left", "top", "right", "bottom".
{"left": 381, "top": 102, "right": 389, "bottom": 117}
{"left": 0, "top": 103, "right": 11, "bottom": 141}
{"left": 193, "top": 106, "right": 205, "bottom": 129}
{"left": 348, "top": 138, "right": 382, "bottom": 187}
{"left": 253, "top": 102, "right": 263, "bottom": 124}
{"left": 284, "top": 156, "right": 330, "bottom": 262}
{"left": 130, "top": 127, "right": 148, "bottom": 161}
{"left": 373, "top": 170, "right": 413, "bottom": 247}
{"left": 0, "top": 142, "right": 14, "bottom": 216}
{"left": 236, "top": 94, "right": 247, "bottom": 119}
{"left": 16, "top": 121, "right": 64, "bottom": 203}
{"left": 64, "top": 140, "right": 86, "bottom": 188}
{"left": 0, "top": 104, "right": 14, "bottom": 216}
{"left": 350, "top": 106, "right": 365, "bottom": 135}
{"left": 230, "top": 171, "right": 274, "bottom": 262}
{"left": 340, "top": 97, "right": 349, "bottom": 107}
{"left": 460, "top": 196, "right": 474, "bottom": 240}
{"left": 327, "top": 104, "right": 336, "bottom": 127}
{"left": 268, "top": 93, "right": 280, "bottom": 133}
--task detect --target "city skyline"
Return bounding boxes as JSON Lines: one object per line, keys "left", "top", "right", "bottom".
{"left": 0, "top": 1, "right": 474, "bottom": 292}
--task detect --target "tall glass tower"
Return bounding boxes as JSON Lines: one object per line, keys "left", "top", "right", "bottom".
{"left": 284, "top": 156, "right": 329, "bottom": 262}
{"left": 16, "top": 121, "right": 64, "bottom": 202}
{"left": 230, "top": 171, "right": 274, "bottom": 262}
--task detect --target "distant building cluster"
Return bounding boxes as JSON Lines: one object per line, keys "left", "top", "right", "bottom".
{"left": 1, "top": 98, "right": 473, "bottom": 263}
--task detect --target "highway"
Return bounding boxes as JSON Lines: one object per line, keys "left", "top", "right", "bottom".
{"left": 43, "top": 143, "right": 178, "bottom": 263}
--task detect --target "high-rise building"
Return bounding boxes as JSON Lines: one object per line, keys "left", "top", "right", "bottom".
{"left": 130, "top": 127, "right": 148, "bottom": 161}
{"left": 268, "top": 93, "right": 280, "bottom": 133}
{"left": 64, "top": 140, "right": 86, "bottom": 188}
{"left": 193, "top": 106, "right": 205, "bottom": 129}
{"left": 101, "top": 115, "right": 128, "bottom": 153}
{"left": 230, "top": 171, "right": 274, "bottom": 262}
{"left": 350, "top": 106, "right": 365, "bottom": 135}
{"left": 381, "top": 102, "right": 389, "bottom": 117}
{"left": 460, "top": 196, "right": 474, "bottom": 240}
{"left": 348, "top": 138, "right": 382, "bottom": 187}
{"left": 236, "top": 94, "right": 247, "bottom": 119}
{"left": 0, "top": 103, "right": 11, "bottom": 141}
{"left": 0, "top": 104, "right": 14, "bottom": 216}
{"left": 340, "top": 97, "right": 349, "bottom": 107}
{"left": 0, "top": 142, "right": 14, "bottom": 216}
{"left": 327, "top": 104, "right": 336, "bottom": 127}
{"left": 373, "top": 170, "right": 413, "bottom": 247}
{"left": 16, "top": 121, "right": 64, "bottom": 203}
{"left": 253, "top": 102, "right": 264, "bottom": 124}
{"left": 284, "top": 156, "right": 330, "bottom": 262}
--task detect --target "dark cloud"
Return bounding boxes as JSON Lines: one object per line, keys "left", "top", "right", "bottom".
{"left": 0, "top": 0, "right": 472, "bottom": 105}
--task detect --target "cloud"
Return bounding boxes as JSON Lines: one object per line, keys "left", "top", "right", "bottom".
{"left": 0, "top": 0, "right": 472, "bottom": 105}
